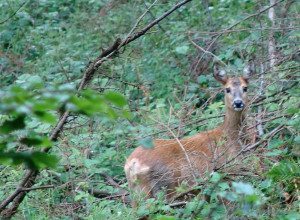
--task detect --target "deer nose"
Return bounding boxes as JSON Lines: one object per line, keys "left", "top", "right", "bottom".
{"left": 233, "top": 100, "right": 244, "bottom": 109}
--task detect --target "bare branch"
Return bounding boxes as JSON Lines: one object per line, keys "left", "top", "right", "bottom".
{"left": 0, "top": 1, "right": 27, "bottom": 25}
{"left": 126, "top": 0, "right": 160, "bottom": 38}
{"left": 188, "top": 35, "right": 229, "bottom": 69}
{"left": 151, "top": 116, "right": 198, "bottom": 181}
{"left": 20, "top": 185, "right": 54, "bottom": 192}
{"left": 197, "top": 0, "right": 284, "bottom": 64}
{"left": 215, "top": 124, "right": 285, "bottom": 171}
{"left": 87, "top": 188, "right": 130, "bottom": 203}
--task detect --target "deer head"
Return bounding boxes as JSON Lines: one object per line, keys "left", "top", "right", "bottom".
{"left": 213, "top": 64, "right": 254, "bottom": 112}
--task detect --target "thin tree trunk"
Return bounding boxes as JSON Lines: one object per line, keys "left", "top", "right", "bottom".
{"left": 268, "top": 0, "right": 277, "bottom": 70}
{"left": 256, "top": 0, "right": 278, "bottom": 137}
{"left": 257, "top": 63, "right": 265, "bottom": 137}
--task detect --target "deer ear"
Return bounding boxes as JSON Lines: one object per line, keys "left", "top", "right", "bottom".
{"left": 243, "top": 60, "right": 255, "bottom": 82}
{"left": 213, "top": 65, "right": 228, "bottom": 85}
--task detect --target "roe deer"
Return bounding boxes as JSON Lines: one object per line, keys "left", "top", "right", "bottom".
{"left": 124, "top": 65, "right": 253, "bottom": 203}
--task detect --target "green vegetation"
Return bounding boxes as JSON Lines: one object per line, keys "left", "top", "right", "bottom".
{"left": 0, "top": 0, "right": 299, "bottom": 219}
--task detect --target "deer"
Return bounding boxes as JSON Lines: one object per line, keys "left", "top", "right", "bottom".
{"left": 124, "top": 65, "right": 254, "bottom": 205}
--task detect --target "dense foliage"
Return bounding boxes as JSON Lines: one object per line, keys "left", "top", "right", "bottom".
{"left": 0, "top": 0, "right": 299, "bottom": 219}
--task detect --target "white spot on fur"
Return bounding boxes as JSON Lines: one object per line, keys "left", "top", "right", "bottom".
{"left": 125, "top": 158, "right": 150, "bottom": 181}
{"left": 219, "top": 70, "right": 226, "bottom": 76}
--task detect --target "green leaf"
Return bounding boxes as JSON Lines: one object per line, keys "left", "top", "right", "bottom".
{"left": 137, "top": 207, "right": 150, "bottom": 217}
{"left": 210, "top": 172, "right": 221, "bottom": 183}
{"left": 282, "top": 212, "right": 300, "bottom": 220}
{"left": 138, "top": 137, "right": 154, "bottom": 149}
{"left": 156, "top": 215, "right": 176, "bottom": 220}
{"left": 70, "top": 89, "right": 126, "bottom": 117}
{"left": 224, "top": 191, "right": 238, "bottom": 202}
{"left": 268, "top": 160, "right": 299, "bottom": 182}
{"left": 175, "top": 45, "right": 189, "bottom": 55}
{"left": 69, "top": 95, "right": 105, "bottom": 116}
{"left": 265, "top": 149, "right": 287, "bottom": 157}
{"left": 74, "top": 191, "right": 89, "bottom": 201}
{"left": 121, "top": 109, "right": 132, "bottom": 119}
{"left": 156, "top": 99, "right": 166, "bottom": 108}
{"left": 33, "top": 98, "right": 60, "bottom": 111}
{"left": 33, "top": 123, "right": 52, "bottom": 134}
{"left": 0, "top": 115, "right": 26, "bottom": 134}
{"left": 245, "top": 194, "right": 259, "bottom": 203}
{"left": 33, "top": 110, "right": 57, "bottom": 124}
{"left": 0, "top": 141, "right": 7, "bottom": 150}
{"left": 267, "top": 139, "right": 284, "bottom": 149}
{"left": 208, "top": 101, "right": 224, "bottom": 111}
{"left": 286, "top": 107, "right": 299, "bottom": 114}
{"left": 197, "top": 75, "right": 208, "bottom": 85}
{"left": 0, "top": 151, "right": 58, "bottom": 169}
{"left": 104, "top": 91, "right": 127, "bottom": 107}
{"left": 20, "top": 136, "right": 52, "bottom": 148}
{"left": 294, "top": 136, "right": 300, "bottom": 144}
{"left": 232, "top": 182, "right": 254, "bottom": 195}
{"left": 31, "top": 152, "right": 59, "bottom": 169}
{"left": 218, "top": 182, "right": 230, "bottom": 190}
{"left": 16, "top": 74, "right": 43, "bottom": 85}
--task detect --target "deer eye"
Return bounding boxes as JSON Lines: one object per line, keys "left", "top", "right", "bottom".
{"left": 225, "top": 88, "right": 231, "bottom": 93}
{"left": 243, "top": 87, "right": 248, "bottom": 92}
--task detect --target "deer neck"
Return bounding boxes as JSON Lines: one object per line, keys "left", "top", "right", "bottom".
{"left": 222, "top": 107, "right": 245, "bottom": 141}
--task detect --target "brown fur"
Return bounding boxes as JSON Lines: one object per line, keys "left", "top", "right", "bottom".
{"left": 124, "top": 75, "right": 250, "bottom": 204}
